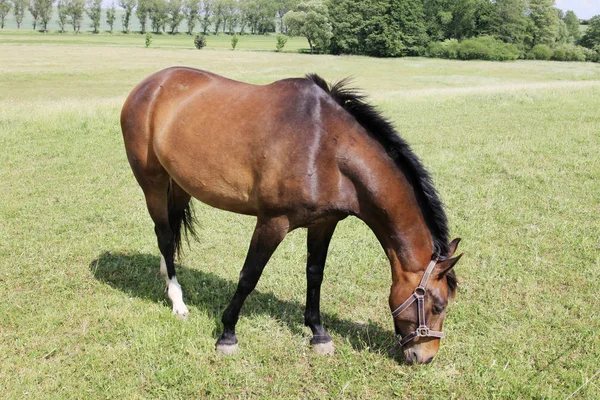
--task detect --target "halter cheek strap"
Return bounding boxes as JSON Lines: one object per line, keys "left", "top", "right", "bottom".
{"left": 391, "top": 257, "right": 445, "bottom": 347}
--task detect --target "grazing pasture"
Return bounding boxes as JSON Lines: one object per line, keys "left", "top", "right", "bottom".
{"left": 1, "top": 34, "right": 599, "bottom": 398}
{"left": 0, "top": 30, "right": 309, "bottom": 52}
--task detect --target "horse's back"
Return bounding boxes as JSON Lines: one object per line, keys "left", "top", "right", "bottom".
{"left": 121, "top": 67, "right": 358, "bottom": 221}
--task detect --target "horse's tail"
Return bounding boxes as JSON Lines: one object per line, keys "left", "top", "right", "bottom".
{"left": 167, "top": 180, "right": 198, "bottom": 259}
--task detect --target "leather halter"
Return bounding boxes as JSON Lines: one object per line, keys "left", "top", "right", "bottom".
{"left": 391, "top": 256, "right": 445, "bottom": 347}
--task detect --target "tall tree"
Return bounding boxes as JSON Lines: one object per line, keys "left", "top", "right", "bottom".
{"left": 563, "top": 10, "right": 580, "bottom": 43}
{"left": 137, "top": 0, "right": 150, "bottom": 33}
{"left": 57, "top": 0, "right": 68, "bottom": 31}
{"left": 219, "top": 0, "right": 239, "bottom": 34}
{"left": 580, "top": 15, "right": 600, "bottom": 49}
{"left": 390, "top": 0, "right": 428, "bottom": 55}
{"left": 118, "top": 0, "right": 135, "bottom": 32}
{"left": 225, "top": 0, "right": 240, "bottom": 33}
{"left": 276, "top": 0, "right": 298, "bottom": 33}
{"left": 167, "top": 0, "right": 184, "bottom": 33}
{"left": 199, "top": 0, "right": 212, "bottom": 34}
{"left": 284, "top": 0, "right": 332, "bottom": 53}
{"left": 422, "top": 0, "right": 451, "bottom": 41}
{"left": 327, "top": 0, "right": 365, "bottom": 54}
{"left": 12, "top": 0, "right": 28, "bottom": 29}
{"left": 237, "top": 0, "right": 249, "bottom": 33}
{"left": 28, "top": 0, "right": 39, "bottom": 29}
{"left": 183, "top": 0, "right": 199, "bottom": 34}
{"left": 242, "top": 0, "right": 276, "bottom": 34}
{"left": 328, "top": 0, "right": 408, "bottom": 57}
{"left": 361, "top": 1, "right": 404, "bottom": 57}
{"left": 149, "top": 0, "right": 168, "bottom": 33}
{"left": 555, "top": 18, "right": 569, "bottom": 43}
{"left": 496, "top": 0, "right": 528, "bottom": 43}
{"left": 106, "top": 2, "right": 116, "bottom": 32}
{"left": 67, "top": 0, "right": 85, "bottom": 33}
{"left": 211, "top": 0, "right": 223, "bottom": 33}
{"left": 473, "top": 0, "right": 500, "bottom": 37}
{"left": 445, "top": 0, "right": 477, "bottom": 39}
{"left": 86, "top": 0, "right": 102, "bottom": 33}
{"left": 528, "top": 0, "right": 559, "bottom": 47}
{"left": 35, "top": 0, "right": 54, "bottom": 32}
{"left": 0, "top": 0, "right": 10, "bottom": 28}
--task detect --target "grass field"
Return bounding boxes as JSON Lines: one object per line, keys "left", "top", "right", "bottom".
{"left": 0, "top": 29, "right": 309, "bottom": 52}
{"left": 1, "top": 33, "right": 599, "bottom": 398}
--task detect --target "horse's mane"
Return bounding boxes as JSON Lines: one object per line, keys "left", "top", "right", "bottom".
{"left": 305, "top": 74, "right": 451, "bottom": 263}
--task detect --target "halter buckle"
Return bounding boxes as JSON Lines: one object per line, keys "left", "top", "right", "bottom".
{"left": 414, "top": 286, "right": 426, "bottom": 297}
{"left": 416, "top": 327, "right": 429, "bottom": 337}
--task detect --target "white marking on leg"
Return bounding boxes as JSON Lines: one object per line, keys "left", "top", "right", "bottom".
{"left": 160, "top": 256, "right": 189, "bottom": 319}
{"left": 168, "top": 276, "right": 189, "bottom": 318}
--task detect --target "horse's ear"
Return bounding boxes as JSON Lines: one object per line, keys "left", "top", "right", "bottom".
{"left": 447, "top": 238, "right": 461, "bottom": 257}
{"left": 436, "top": 253, "right": 463, "bottom": 279}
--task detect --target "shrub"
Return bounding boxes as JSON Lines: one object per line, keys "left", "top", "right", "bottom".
{"left": 276, "top": 34, "right": 288, "bottom": 52}
{"left": 145, "top": 32, "right": 152, "bottom": 48}
{"left": 456, "top": 36, "right": 520, "bottom": 61}
{"left": 528, "top": 44, "right": 553, "bottom": 60}
{"left": 231, "top": 34, "right": 239, "bottom": 50}
{"left": 551, "top": 44, "right": 586, "bottom": 62}
{"left": 427, "top": 39, "right": 459, "bottom": 59}
{"left": 456, "top": 37, "right": 489, "bottom": 60}
{"left": 194, "top": 34, "right": 207, "bottom": 50}
{"left": 581, "top": 46, "right": 600, "bottom": 62}
{"left": 408, "top": 46, "right": 427, "bottom": 57}
{"left": 592, "top": 45, "right": 600, "bottom": 62}
{"left": 428, "top": 37, "right": 519, "bottom": 61}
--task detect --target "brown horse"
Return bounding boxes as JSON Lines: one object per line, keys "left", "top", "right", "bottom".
{"left": 120, "top": 67, "right": 462, "bottom": 364}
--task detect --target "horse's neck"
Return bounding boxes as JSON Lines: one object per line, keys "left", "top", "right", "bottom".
{"left": 366, "top": 194, "right": 433, "bottom": 282}
{"left": 345, "top": 135, "right": 434, "bottom": 279}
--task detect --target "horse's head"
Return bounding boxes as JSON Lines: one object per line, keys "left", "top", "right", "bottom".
{"left": 390, "top": 238, "right": 462, "bottom": 364}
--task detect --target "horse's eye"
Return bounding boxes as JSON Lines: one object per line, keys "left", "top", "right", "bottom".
{"left": 433, "top": 304, "right": 445, "bottom": 315}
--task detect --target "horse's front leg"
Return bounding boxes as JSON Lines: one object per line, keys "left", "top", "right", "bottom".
{"left": 216, "top": 216, "right": 289, "bottom": 355}
{"left": 305, "top": 221, "right": 338, "bottom": 354}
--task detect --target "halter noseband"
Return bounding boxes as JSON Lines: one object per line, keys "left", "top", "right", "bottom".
{"left": 391, "top": 256, "right": 445, "bottom": 347}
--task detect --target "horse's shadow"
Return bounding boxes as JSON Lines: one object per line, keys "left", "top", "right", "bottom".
{"left": 90, "top": 251, "right": 400, "bottom": 360}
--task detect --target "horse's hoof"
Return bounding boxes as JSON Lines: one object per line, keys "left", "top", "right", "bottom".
{"left": 175, "top": 310, "right": 189, "bottom": 320}
{"left": 216, "top": 342, "right": 239, "bottom": 355}
{"left": 173, "top": 305, "right": 190, "bottom": 320}
{"left": 312, "top": 341, "right": 335, "bottom": 355}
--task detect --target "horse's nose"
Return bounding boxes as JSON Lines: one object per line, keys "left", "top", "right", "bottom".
{"left": 405, "top": 349, "right": 435, "bottom": 364}
{"left": 405, "top": 350, "right": 417, "bottom": 365}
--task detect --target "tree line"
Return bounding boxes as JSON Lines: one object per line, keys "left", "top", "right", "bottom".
{"left": 1, "top": 0, "right": 600, "bottom": 61}
{"left": 321, "top": 0, "right": 600, "bottom": 60}
{"left": 0, "top": 0, "right": 300, "bottom": 34}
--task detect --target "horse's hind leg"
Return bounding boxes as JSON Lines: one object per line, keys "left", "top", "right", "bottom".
{"left": 305, "top": 221, "right": 338, "bottom": 355}
{"left": 143, "top": 176, "right": 193, "bottom": 319}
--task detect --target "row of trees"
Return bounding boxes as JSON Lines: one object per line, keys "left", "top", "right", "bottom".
{"left": 282, "top": 0, "right": 600, "bottom": 59}
{"left": 0, "top": 0, "right": 302, "bottom": 34}
{"left": 0, "top": 0, "right": 111, "bottom": 32}
{"left": 322, "top": 0, "right": 594, "bottom": 57}
{"left": 128, "top": 0, "right": 299, "bottom": 35}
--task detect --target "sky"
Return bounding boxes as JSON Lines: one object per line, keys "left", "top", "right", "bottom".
{"left": 555, "top": 0, "right": 600, "bottom": 19}
{"left": 100, "top": 0, "right": 600, "bottom": 20}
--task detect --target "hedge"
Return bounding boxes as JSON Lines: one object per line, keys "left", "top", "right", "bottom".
{"left": 428, "top": 36, "right": 520, "bottom": 61}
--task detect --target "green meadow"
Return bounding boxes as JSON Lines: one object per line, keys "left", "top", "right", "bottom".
{"left": 1, "top": 33, "right": 599, "bottom": 398}
{"left": 0, "top": 29, "right": 309, "bottom": 51}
